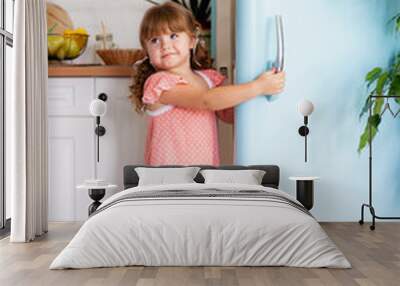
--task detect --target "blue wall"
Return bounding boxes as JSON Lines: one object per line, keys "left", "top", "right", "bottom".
{"left": 235, "top": 0, "right": 400, "bottom": 221}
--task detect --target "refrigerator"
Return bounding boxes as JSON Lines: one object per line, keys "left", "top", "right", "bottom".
{"left": 215, "top": 0, "right": 399, "bottom": 220}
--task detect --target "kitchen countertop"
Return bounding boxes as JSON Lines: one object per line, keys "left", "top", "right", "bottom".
{"left": 48, "top": 64, "right": 133, "bottom": 77}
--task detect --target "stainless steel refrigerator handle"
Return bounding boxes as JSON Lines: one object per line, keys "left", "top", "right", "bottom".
{"left": 275, "top": 15, "right": 284, "bottom": 72}
{"left": 265, "top": 15, "right": 284, "bottom": 101}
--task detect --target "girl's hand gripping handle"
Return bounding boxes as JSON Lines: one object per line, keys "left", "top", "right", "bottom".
{"left": 255, "top": 68, "right": 285, "bottom": 96}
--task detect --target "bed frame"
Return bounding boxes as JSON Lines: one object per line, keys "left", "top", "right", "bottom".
{"left": 123, "top": 165, "right": 280, "bottom": 189}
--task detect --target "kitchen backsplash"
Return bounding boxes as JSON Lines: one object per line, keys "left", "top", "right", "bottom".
{"left": 49, "top": 0, "right": 152, "bottom": 64}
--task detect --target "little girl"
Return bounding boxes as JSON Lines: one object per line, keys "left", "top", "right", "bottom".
{"left": 129, "top": 1, "right": 285, "bottom": 166}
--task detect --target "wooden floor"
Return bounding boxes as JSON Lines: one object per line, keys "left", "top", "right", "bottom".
{"left": 0, "top": 222, "right": 399, "bottom": 286}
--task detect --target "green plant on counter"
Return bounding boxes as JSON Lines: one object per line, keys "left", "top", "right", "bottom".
{"left": 171, "top": 0, "right": 211, "bottom": 29}
{"left": 358, "top": 13, "right": 400, "bottom": 153}
{"left": 144, "top": 0, "right": 211, "bottom": 29}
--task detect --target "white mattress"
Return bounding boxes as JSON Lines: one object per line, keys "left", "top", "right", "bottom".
{"left": 50, "top": 183, "right": 351, "bottom": 269}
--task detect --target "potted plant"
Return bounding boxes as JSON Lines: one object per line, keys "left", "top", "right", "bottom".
{"left": 358, "top": 13, "right": 400, "bottom": 153}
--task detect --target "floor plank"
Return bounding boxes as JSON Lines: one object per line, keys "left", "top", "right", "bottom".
{"left": 0, "top": 222, "right": 399, "bottom": 286}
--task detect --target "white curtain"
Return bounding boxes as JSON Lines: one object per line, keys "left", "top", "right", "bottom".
{"left": 8, "top": 0, "right": 48, "bottom": 242}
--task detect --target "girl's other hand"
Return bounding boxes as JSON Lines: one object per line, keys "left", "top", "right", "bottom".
{"left": 254, "top": 68, "right": 286, "bottom": 95}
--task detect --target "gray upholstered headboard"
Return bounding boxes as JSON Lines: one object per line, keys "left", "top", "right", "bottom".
{"left": 123, "top": 165, "right": 280, "bottom": 189}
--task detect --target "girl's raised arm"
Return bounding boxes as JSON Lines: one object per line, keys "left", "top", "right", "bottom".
{"left": 159, "top": 70, "right": 285, "bottom": 111}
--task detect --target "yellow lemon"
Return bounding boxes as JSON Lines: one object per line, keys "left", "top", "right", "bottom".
{"left": 63, "top": 29, "right": 74, "bottom": 35}
{"left": 74, "top": 27, "right": 88, "bottom": 35}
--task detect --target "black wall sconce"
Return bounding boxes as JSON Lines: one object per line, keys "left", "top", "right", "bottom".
{"left": 89, "top": 93, "right": 108, "bottom": 162}
{"left": 298, "top": 99, "right": 314, "bottom": 162}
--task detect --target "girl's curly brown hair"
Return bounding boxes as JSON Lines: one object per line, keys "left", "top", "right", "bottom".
{"left": 129, "top": 1, "right": 212, "bottom": 113}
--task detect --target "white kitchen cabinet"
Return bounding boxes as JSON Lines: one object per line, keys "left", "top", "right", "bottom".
{"left": 94, "top": 78, "right": 147, "bottom": 197}
{"left": 48, "top": 76, "right": 146, "bottom": 222}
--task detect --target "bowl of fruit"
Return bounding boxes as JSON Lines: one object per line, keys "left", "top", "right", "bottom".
{"left": 48, "top": 28, "right": 89, "bottom": 61}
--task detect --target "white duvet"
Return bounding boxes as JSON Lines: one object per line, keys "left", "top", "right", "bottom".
{"left": 50, "top": 183, "right": 351, "bottom": 269}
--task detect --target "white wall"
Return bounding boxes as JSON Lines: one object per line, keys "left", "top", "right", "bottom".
{"left": 49, "top": 0, "right": 153, "bottom": 64}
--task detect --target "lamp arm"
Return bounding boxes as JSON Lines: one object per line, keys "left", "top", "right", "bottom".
{"left": 304, "top": 116, "right": 308, "bottom": 162}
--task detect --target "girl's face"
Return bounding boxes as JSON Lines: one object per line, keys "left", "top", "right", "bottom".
{"left": 145, "top": 29, "right": 195, "bottom": 71}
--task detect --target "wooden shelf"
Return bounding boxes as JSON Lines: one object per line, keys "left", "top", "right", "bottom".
{"left": 48, "top": 64, "right": 133, "bottom": 77}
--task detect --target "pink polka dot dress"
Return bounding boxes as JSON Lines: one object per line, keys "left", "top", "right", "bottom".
{"left": 142, "top": 69, "right": 226, "bottom": 166}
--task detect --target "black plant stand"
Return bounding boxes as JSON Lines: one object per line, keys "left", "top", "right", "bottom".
{"left": 359, "top": 95, "right": 400, "bottom": 231}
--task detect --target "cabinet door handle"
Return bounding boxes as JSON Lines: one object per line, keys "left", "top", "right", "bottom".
{"left": 98, "top": 93, "right": 108, "bottom": 101}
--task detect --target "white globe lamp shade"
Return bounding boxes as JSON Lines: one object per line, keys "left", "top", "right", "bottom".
{"left": 298, "top": 99, "right": 314, "bottom": 116}
{"left": 89, "top": 99, "right": 107, "bottom": 117}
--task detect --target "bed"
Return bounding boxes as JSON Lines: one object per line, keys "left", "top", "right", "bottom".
{"left": 50, "top": 165, "right": 351, "bottom": 269}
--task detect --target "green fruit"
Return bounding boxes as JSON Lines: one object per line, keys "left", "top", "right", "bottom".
{"left": 48, "top": 35, "right": 64, "bottom": 56}
{"left": 66, "top": 39, "right": 81, "bottom": 58}
{"left": 56, "top": 45, "right": 66, "bottom": 60}
{"left": 60, "top": 38, "right": 72, "bottom": 59}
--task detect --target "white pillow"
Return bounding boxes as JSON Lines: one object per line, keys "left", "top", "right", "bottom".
{"left": 200, "top": 169, "right": 266, "bottom": 185}
{"left": 135, "top": 167, "right": 200, "bottom": 186}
